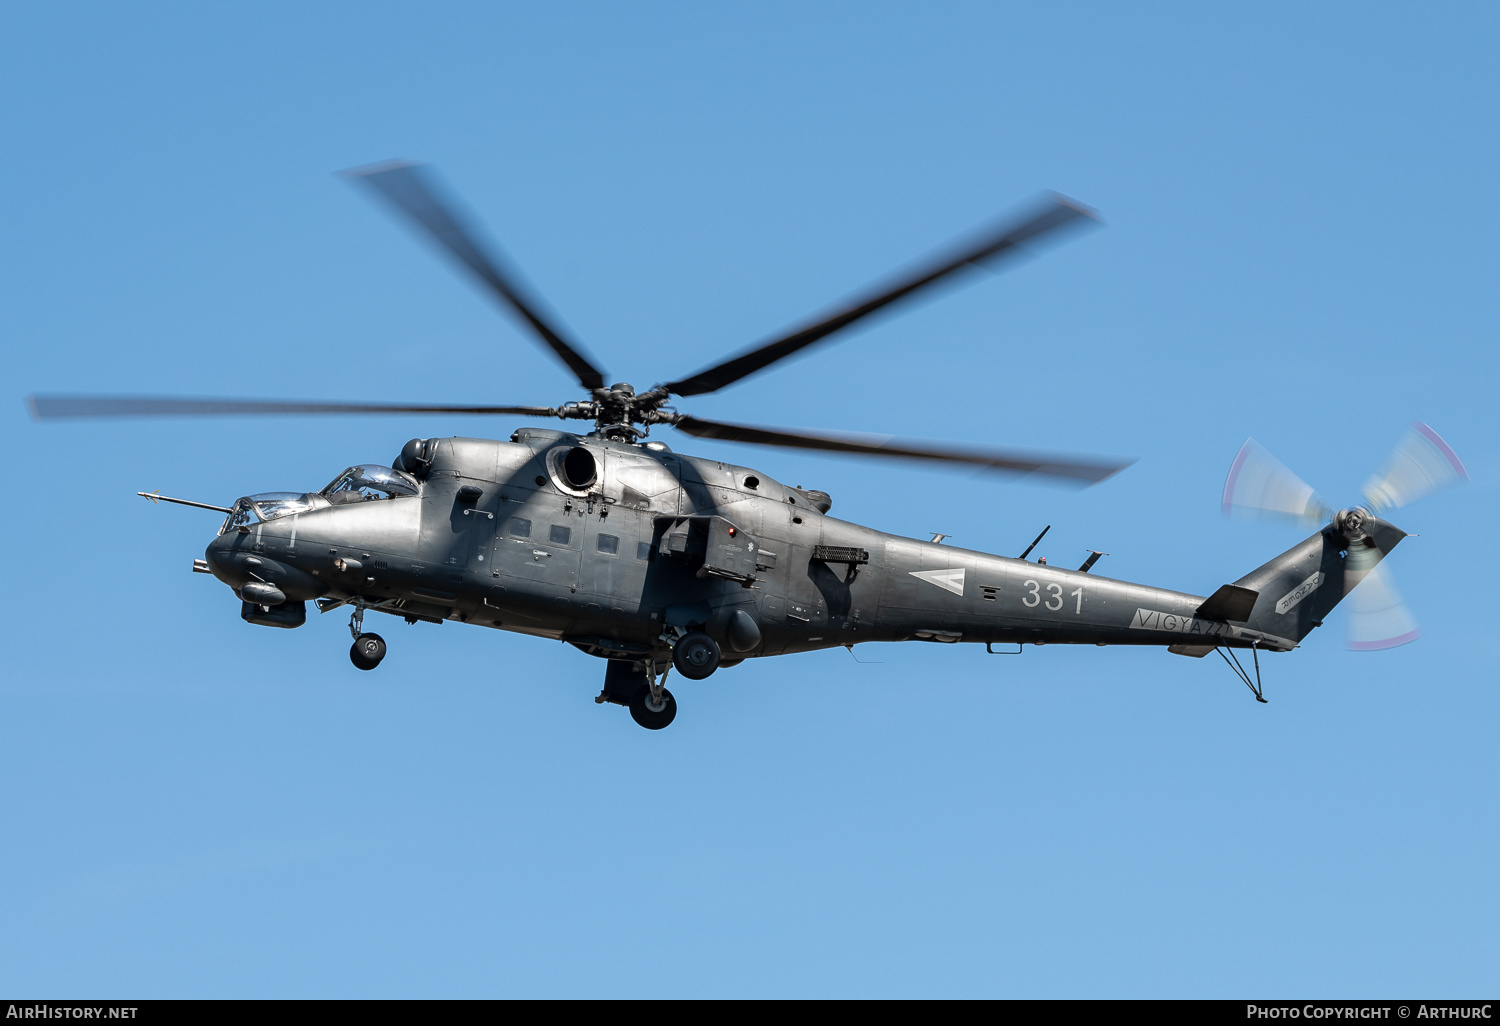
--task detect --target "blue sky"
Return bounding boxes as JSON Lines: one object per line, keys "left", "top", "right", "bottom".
{"left": 3, "top": 2, "right": 1496, "bottom": 997}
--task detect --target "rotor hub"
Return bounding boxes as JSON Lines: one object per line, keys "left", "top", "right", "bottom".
{"left": 1334, "top": 507, "right": 1369, "bottom": 539}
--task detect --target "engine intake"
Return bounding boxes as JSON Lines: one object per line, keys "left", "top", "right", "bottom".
{"left": 560, "top": 446, "right": 597, "bottom": 489}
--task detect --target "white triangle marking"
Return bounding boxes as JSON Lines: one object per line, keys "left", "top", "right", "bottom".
{"left": 910, "top": 567, "right": 965, "bottom": 596}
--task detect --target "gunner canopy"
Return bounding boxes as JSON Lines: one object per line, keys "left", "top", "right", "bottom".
{"left": 221, "top": 492, "right": 331, "bottom": 533}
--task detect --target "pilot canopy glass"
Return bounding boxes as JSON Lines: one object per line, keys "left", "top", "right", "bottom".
{"left": 321, "top": 465, "right": 421, "bottom": 504}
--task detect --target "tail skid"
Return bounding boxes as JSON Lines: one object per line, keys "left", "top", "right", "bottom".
{"left": 1216, "top": 644, "right": 1268, "bottom": 703}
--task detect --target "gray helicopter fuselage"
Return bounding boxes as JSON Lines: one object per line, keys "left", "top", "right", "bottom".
{"left": 206, "top": 431, "right": 1385, "bottom": 662}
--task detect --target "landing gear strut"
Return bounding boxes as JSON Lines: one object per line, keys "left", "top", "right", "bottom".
{"left": 597, "top": 658, "right": 678, "bottom": 728}
{"left": 348, "top": 605, "right": 386, "bottom": 671}
{"left": 628, "top": 657, "right": 677, "bottom": 729}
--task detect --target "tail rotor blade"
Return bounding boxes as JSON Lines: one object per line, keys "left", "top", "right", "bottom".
{"left": 1361, "top": 421, "right": 1468, "bottom": 513}
{"left": 1221, "top": 439, "right": 1332, "bottom": 524}
{"left": 1345, "top": 559, "right": 1421, "bottom": 651}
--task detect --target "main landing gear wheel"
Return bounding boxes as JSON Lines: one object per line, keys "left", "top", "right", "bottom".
{"left": 629, "top": 685, "right": 677, "bottom": 730}
{"left": 350, "top": 632, "right": 386, "bottom": 670}
{"left": 672, "top": 631, "right": 721, "bottom": 680}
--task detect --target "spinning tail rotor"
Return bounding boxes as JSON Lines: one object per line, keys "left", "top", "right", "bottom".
{"left": 1221, "top": 423, "right": 1467, "bottom": 650}
{"left": 1362, "top": 422, "right": 1469, "bottom": 513}
{"left": 1220, "top": 439, "right": 1333, "bottom": 525}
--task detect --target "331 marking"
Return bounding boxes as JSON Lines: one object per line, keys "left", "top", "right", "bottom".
{"left": 1021, "top": 580, "right": 1085, "bottom": 614}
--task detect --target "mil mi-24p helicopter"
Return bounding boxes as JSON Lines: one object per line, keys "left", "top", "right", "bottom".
{"left": 28, "top": 162, "right": 1467, "bottom": 729}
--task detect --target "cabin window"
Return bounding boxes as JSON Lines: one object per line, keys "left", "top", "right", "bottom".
{"left": 596, "top": 533, "right": 619, "bottom": 554}
{"left": 637, "top": 542, "right": 652, "bottom": 561}
{"left": 508, "top": 518, "right": 532, "bottom": 538}
{"left": 549, "top": 524, "right": 571, "bottom": 545}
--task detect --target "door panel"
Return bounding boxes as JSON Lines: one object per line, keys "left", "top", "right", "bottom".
{"left": 577, "top": 506, "right": 650, "bottom": 614}
{"left": 491, "top": 500, "right": 581, "bottom": 595}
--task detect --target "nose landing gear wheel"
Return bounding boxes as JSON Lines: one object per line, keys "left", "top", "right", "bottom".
{"left": 629, "top": 685, "right": 677, "bottom": 730}
{"left": 672, "top": 631, "right": 721, "bottom": 680}
{"left": 350, "top": 632, "right": 386, "bottom": 670}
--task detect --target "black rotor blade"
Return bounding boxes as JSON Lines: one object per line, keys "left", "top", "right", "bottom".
{"left": 670, "top": 414, "right": 1131, "bottom": 486}
{"left": 343, "top": 160, "right": 607, "bottom": 390}
{"left": 27, "top": 395, "right": 559, "bottom": 420}
{"left": 664, "top": 194, "right": 1098, "bottom": 397}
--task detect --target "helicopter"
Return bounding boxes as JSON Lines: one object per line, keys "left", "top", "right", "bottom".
{"left": 28, "top": 162, "right": 1467, "bottom": 729}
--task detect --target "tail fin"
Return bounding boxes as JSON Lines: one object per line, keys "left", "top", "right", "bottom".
{"left": 1207, "top": 514, "right": 1407, "bottom": 647}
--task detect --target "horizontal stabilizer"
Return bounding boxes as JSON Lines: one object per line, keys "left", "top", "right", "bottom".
{"left": 1195, "top": 584, "right": 1259, "bottom": 622}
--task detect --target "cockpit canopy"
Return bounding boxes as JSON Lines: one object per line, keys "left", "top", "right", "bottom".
{"left": 219, "top": 466, "right": 420, "bottom": 534}
{"left": 321, "top": 465, "right": 421, "bottom": 504}
{"left": 222, "top": 492, "right": 332, "bottom": 533}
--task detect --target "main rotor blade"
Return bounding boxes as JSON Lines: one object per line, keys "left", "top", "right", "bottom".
{"left": 1361, "top": 421, "right": 1468, "bottom": 513}
{"left": 27, "top": 395, "right": 559, "bottom": 420}
{"left": 1221, "top": 439, "right": 1332, "bottom": 525}
{"left": 343, "top": 160, "right": 607, "bottom": 390}
{"left": 670, "top": 415, "right": 1131, "bottom": 485}
{"left": 664, "top": 194, "right": 1098, "bottom": 397}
